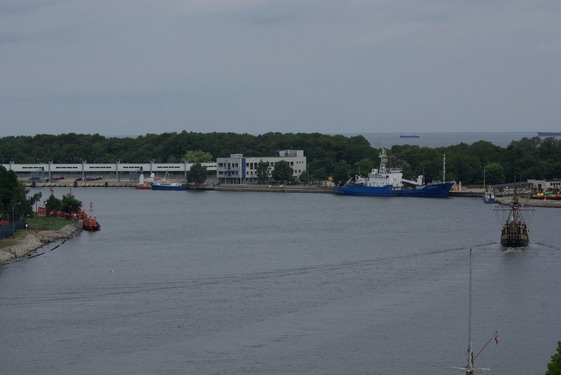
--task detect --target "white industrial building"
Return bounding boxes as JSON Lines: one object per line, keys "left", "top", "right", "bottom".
{"left": 527, "top": 179, "right": 561, "bottom": 192}
{"left": 216, "top": 150, "right": 306, "bottom": 184}
{"left": 1, "top": 161, "right": 217, "bottom": 181}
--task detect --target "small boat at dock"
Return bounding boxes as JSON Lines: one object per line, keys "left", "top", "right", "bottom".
{"left": 483, "top": 189, "right": 496, "bottom": 204}
{"left": 151, "top": 180, "right": 188, "bottom": 191}
{"left": 82, "top": 201, "right": 100, "bottom": 231}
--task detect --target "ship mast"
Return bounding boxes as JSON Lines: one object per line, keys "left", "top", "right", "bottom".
{"left": 467, "top": 248, "right": 475, "bottom": 375}
{"left": 378, "top": 148, "right": 388, "bottom": 174}
{"left": 452, "top": 249, "right": 491, "bottom": 374}
{"left": 443, "top": 154, "right": 446, "bottom": 182}
{"left": 510, "top": 188, "right": 519, "bottom": 223}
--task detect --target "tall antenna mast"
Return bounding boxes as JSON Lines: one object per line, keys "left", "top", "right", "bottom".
{"left": 451, "top": 249, "right": 491, "bottom": 374}
{"left": 378, "top": 148, "right": 388, "bottom": 174}
{"left": 467, "top": 248, "right": 474, "bottom": 374}
{"left": 443, "top": 154, "right": 446, "bottom": 182}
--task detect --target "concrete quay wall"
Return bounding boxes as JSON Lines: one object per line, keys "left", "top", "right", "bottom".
{"left": 496, "top": 197, "right": 561, "bottom": 208}
{"left": 26, "top": 181, "right": 138, "bottom": 188}
{"left": 213, "top": 184, "right": 336, "bottom": 194}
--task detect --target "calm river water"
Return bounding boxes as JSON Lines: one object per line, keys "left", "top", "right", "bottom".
{"left": 1, "top": 188, "right": 560, "bottom": 375}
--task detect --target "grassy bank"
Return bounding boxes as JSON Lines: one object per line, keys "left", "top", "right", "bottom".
{"left": 25, "top": 216, "right": 73, "bottom": 231}
{"left": 0, "top": 230, "right": 27, "bottom": 250}
{"left": 0, "top": 216, "right": 71, "bottom": 250}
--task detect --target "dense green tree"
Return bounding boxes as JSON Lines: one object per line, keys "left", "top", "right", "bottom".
{"left": 484, "top": 163, "right": 505, "bottom": 185}
{"left": 45, "top": 194, "right": 62, "bottom": 214}
{"left": 60, "top": 194, "right": 82, "bottom": 214}
{"left": 0, "top": 166, "right": 41, "bottom": 221}
{"left": 256, "top": 161, "right": 270, "bottom": 184}
{"left": 392, "top": 145, "right": 443, "bottom": 182}
{"left": 352, "top": 158, "right": 374, "bottom": 177}
{"left": 467, "top": 140, "right": 503, "bottom": 166}
{"left": 333, "top": 161, "right": 352, "bottom": 185}
{"left": 310, "top": 167, "right": 327, "bottom": 182}
{"left": 272, "top": 160, "right": 293, "bottom": 183}
{"left": 546, "top": 341, "right": 561, "bottom": 375}
{"left": 451, "top": 154, "right": 480, "bottom": 184}
{"left": 0, "top": 166, "right": 19, "bottom": 219}
{"left": 185, "top": 150, "right": 213, "bottom": 163}
{"left": 187, "top": 163, "right": 208, "bottom": 184}
{"left": 298, "top": 169, "right": 311, "bottom": 184}
{"left": 9, "top": 182, "right": 41, "bottom": 219}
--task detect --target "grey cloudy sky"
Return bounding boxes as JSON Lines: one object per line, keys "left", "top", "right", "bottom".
{"left": 1, "top": 0, "right": 560, "bottom": 136}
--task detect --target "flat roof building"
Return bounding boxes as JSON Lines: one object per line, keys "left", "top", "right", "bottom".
{"left": 527, "top": 179, "right": 561, "bottom": 192}
{"left": 216, "top": 150, "right": 306, "bottom": 184}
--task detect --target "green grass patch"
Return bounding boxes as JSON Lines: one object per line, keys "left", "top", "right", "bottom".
{"left": 0, "top": 216, "right": 75, "bottom": 250}
{"left": 25, "top": 215, "right": 73, "bottom": 231}
{"left": 0, "top": 230, "right": 27, "bottom": 249}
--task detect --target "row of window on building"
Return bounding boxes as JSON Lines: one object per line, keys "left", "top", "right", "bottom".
{"left": 216, "top": 150, "right": 306, "bottom": 184}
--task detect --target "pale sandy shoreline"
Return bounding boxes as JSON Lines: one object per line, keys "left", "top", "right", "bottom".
{"left": 0, "top": 224, "right": 82, "bottom": 263}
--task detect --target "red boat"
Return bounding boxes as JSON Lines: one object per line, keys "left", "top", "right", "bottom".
{"left": 82, "top": 201, "right": 101, "bottom": 231}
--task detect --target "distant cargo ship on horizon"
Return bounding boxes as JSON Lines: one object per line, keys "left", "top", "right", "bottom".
{"left": 399, "top": 134, "right": 420, "bottom": 138}
{"left": 537, "top": 132, "right": 561, "bottom": 137}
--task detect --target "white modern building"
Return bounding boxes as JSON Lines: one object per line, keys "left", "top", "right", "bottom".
{"left": 527, "top": 179, "right": 561, "bottom": 192}
{"left": 216, "top": 150, "right": 306, "bottom": 184}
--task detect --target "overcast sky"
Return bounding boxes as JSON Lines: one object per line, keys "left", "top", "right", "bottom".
{"left": 1, "top": 0, "right": 560, "bottom": 136}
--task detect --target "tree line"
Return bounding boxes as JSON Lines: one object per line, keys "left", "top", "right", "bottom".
{"left": 0, "top": 166, "right": 42, "bottom": 223}
{"left": 1, "top": 165, "right": 85, "bottom": 225}
{"left": 1, "top": 132, "right": 560, "bottom": 185}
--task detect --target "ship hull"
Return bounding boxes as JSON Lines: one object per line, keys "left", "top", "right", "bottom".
{"left": 83, "top": 224, "right": 100, "bottom": 231}
{"left": 500, "top": 222, "right": 529, "bottom": 247}
{"left": 537, "top": 132, "right": 561, "bottom": 137}
{"left": 151, "top": 184, "right": 188, "bottom": 191}
{"left": 401, "top": 182, "right": 453, "bottom": 197}
{"left": 336, "top": 182, "right": 453, "bottom": 197}
{"left": 500, "top": 238, "right": 529, "bottom": 247}
{"left": 335, "top": 185, "right": 400, "bottom": 196}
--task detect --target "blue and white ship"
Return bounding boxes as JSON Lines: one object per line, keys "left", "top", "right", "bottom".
{"left": 151, "top": 179, "right": 188, "bottom": 191}
{"left": 483, "top": 189, "right": 496, "bottom": 204}
{"left": 336, "top": 148, "right": 453, "bottom": 197}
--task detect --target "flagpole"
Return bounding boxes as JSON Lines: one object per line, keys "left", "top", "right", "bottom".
{"left": 469, "top": 248, "right": 472, "bottom": 350}
{"left": 474, "top": 332, "right": 499, "bottom": 361}
{"left": 451, "top": 249, "right": 493, "bottom": 374}
{"left": 467, "top": 248, "right": 474, "bottom": 374}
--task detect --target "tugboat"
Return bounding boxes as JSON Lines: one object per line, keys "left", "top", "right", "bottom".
{"left": 496, "top": 190, "right": 532, "bottom": 247}
{"left": 82, "top": 201, "right": 101, "bottom": 231}
{"left": 135, "top": 173, "right": 152, "bottom": 189}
